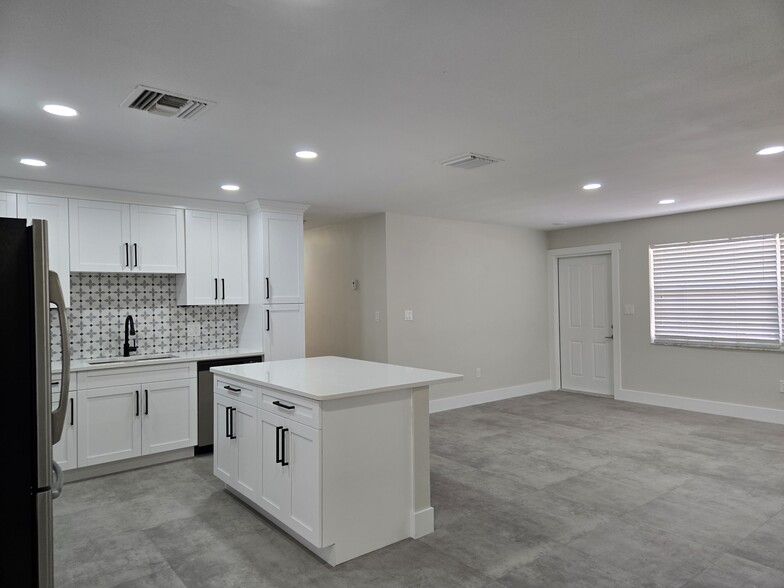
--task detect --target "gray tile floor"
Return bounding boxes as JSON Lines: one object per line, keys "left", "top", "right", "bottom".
{"left": 54, "top": 391, "right": 784, "bottom": 587}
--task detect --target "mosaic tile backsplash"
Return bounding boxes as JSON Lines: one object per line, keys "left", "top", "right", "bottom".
{"left": 50, "top": 273, "right": 239, "bottom": 362}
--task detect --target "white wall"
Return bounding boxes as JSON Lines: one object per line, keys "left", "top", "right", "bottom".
{"left": 385, "top": 213, "right": 550, "bottom": 401}
{"left": 304, "top": 214, "right": 388, "bottom": 362}
{"left": 548, "top": 199, "right": 784, "bottom": 412}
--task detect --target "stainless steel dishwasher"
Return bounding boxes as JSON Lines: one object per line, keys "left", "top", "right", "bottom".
{"left": 196, "top": 355, "right": 263, "bottom": 452}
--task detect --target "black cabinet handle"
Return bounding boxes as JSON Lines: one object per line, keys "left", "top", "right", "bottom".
{"left": 273, "top": 400, "right": 295, "bottom": 410}
{"left": 124, "top": 243, "right": 129, "bottom": 268}
{"left": 133, "top": 243, "right": 138, "bottom": 268}
{"left": 266, "top": 309, "right": 270, "bottom": 332}
{"left": 230, "top": 407, "right": 237, "bottom": 439}
{"left": 225, "top": 406, "right": 231, "bottom": 438}
{"left": 265, "top": 277, "right": 270, "bottom": 300}
{"left": 135, "top": 390, "right": 139, "bottom": 416}
{"left": 281, "top": 427, "right": 289, "bottom": 466}
{"left": 214, "top": 278, "right": 218, "bottom": 300}
{"left": 144, "top": 389, "right": 149, "bottom": 415}
{"left": 221, "top": 278, "right": 225, "bottom": 300}
{"left": 224, "top": 385, "right": 241, "bottom": 393}
{"left": 275, "top": 425, "right": 283, "bottom": 464}
{"left": 70, "top": 398, "right": 74, "bottom": 426}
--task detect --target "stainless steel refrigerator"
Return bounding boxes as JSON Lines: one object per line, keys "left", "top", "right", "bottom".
{"left": 0, "top": 218, "right": 70, "bottom": 587}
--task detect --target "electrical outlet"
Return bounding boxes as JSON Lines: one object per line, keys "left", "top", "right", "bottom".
{"left": 404, "top": 310, "right": 414, "bottom": 321}
{"left": 375, "top": 311, "right": 380, "bottom": 322}
{"left": 476, "top": 368, "right": 482, "bottom": 378}
{"left": 780, "top": 380, "right": 784, "bottom": 394}
{"left": 351, "top": 279, "right": 358, "bottom": 290}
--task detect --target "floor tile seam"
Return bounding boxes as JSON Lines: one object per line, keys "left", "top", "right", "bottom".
{"left": 615, "top": 512, "right": 737, "bottom": 554}
{"left": 722, "top": 506, "right": 784, "bottom": 558}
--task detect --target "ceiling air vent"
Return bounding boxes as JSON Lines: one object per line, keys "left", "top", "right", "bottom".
{"left": 121, "top": 85, "right": 215, "bottom": 120}
{"left": 440, "top": 152, "right": 503, "bottom": 170}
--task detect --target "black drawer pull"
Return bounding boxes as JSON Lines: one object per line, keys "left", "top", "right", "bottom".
{"left": 265, "top": 277, "right": 270, "bottom": 300}
{"left": 273, "top": 400, "right": 295, "bottom": 410}
{"left": 225, "top": 406, "right": 231, "bottom": 438}
{"left": 230, "top": 407, "right": 237, "bottom": 439}
{"left": 135, "top": 390, "right": 139, "bottom": 416}
{"left": 224, "top": 385, "right": 241, "bottom": 393}
{"left": 144, "top": 389, "right": 149, "bottom": 415}
{"left": 70, "top": 398, "right": 74, "bottom": 426}
{"left": 281, "top": 427, "right": 289, "bottom": 466}
{"left": 275, "top": 425, "right": 283, "bottom": 464}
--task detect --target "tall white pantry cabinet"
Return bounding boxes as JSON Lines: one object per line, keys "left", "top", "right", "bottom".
{"left": 239, "top": 201, "right": 308, "bottom": 361}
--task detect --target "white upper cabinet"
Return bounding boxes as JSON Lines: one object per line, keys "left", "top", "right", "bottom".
{"left": 0, "top": 192, "right": 17, "bottom": 218}
{"left": 177, "top": 210, "right": 248, "bottom": 305}
{"left": 263, "top": 212, "right": 304, "bottom": 304}
{"left": 263, "top": 303, "right": 306, "bottom": 361}
{"left": 129, "top": 205, "right": 185, "bottom": 273}
{"left": 69, "top": 199, "right": 184, "bottom": 274}
{"left": 17, "top": 194, "right": 71, "bottom": 307}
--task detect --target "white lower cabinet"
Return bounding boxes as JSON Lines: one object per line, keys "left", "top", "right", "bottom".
{"left": 258, "top": 411, "right": 321, "bottom": 545}
{"left": 214, "top": 395, "right": 258, "bottom": 500}
{"left": 52, "top": 390, "right": 77, "bottom": 471}
{"left": 77, "top": 377, "right": 196, "bottom": 467}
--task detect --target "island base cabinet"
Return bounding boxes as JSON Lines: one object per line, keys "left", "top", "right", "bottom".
{"left": 258, "top": 411, "right": 321, "bottom": 547}
{"left": 214, "top": 396, "right": 258, "bottom": 501}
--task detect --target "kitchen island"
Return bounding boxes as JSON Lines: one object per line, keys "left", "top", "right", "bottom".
{"left": 211, "top": 356, "right": 462, "bottom": 565}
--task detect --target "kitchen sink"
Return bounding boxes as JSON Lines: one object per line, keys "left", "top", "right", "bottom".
{"left": 87, "top": 353, "right": 178, "bottom": 365}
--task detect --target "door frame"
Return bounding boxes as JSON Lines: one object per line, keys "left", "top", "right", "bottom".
{"left": 548, "top": 243, "right": 622, "bottom": 398}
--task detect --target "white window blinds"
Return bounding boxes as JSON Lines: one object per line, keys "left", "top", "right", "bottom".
{"left": 650, "top": 234, "right": 783, "bottom": 349}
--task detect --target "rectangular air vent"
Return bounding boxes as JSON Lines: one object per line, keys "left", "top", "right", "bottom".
{"left": 440, "top": 152, "right": 503, "bottom": 169}
{"left": 121, "top": 85, "right": 215, "bottom": 120}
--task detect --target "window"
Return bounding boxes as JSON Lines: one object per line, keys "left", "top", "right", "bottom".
{"left": 650, "top": 234, "right": 783, "bottom": 350}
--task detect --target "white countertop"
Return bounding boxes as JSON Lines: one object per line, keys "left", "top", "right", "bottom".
{"left": 53, "top": 347, "right": 264, "bottom": 374}
{"left": 210, "top": 356, "right": 463, "bottom": 400}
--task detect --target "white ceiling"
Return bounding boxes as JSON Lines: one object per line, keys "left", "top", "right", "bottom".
{"left": 1, "top": 0, "right": 783, "bottom": 229}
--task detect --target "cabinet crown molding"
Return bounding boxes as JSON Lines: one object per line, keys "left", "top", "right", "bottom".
{"left": 246, "top": 199, "right": 309, "bottom": 215}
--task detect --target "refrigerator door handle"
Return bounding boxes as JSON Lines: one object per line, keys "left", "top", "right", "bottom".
{"left": 49, "top": 271, "right": 71, "bottom": 445}
{"left": 51, "top": 461, "right": 63, "bottom": 499}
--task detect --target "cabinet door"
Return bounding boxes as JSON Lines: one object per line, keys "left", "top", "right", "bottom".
{"left": 52, "top": 392, "right": 77, "bottom": 471}
{"left": 69, "top": 199, "right": 131, "bottom": 272}
{"left": 141, "top": 379, "right": 196, "bottom": 455}
{"left": 17, "top": 194, "right": 71, "bottom": 307}
{"left": 180, "top": 210, "right": 219, "bottom": 305}
{"left": 0, "top": 192, "right": 17, "bottom": 218}
{"left": 234, "top": 401, "right": 258, "bottom": 500}
{"left": 262, "top": 304, "right": 305, "bottom": 361}
{"left": 217, "top": 213, "right": 248, "bottom": 304}
{"left": 77, "top": 385, "right": 141, "bottom": 467}
{"left": 287, "top": 420, "right": 322, "bottom": 546}
{"left": 263, "top": 212, "right": 304, "bottom": 304}
{"left": 258, "top": 410, "right": 289, "bottom": 519}
{"left": 129, "top": 205, "right": 185, "bottom": 273}
{"left": 214, "top": 396, "right": 236, "bottom": 485}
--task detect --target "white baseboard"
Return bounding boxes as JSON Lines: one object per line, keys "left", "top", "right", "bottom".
{"left": 429, "top": 380, "right": 551, "bottom": 413}
{"left": 411, "top": 507, "right": 434, "bottom": 538}
{"left": 617, "top": 388, "right": 784, "bottom": 425}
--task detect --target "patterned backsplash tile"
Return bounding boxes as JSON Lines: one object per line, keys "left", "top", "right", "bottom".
{"left": 51, "top": 273, "right": 239, "bottom": 361}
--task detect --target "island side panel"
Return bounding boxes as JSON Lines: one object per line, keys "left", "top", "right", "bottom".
{"left": 411, "top": 385, "right": 433, "bottom": 537}
{"left": 321, "top": 388, "right": 413, "bottom": 565}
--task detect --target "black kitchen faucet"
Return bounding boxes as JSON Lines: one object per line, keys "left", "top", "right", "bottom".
{"left": 123, "top": 315, "right": 138, "bottom": 357}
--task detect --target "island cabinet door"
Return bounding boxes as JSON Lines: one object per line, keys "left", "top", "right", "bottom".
{"left": 214, "top": 396, "right": 236, "bottom": 485}
{"left": 234, "top": 401, "right": 258, "bottom": 500}
{"left": 258, "top": 410, "right": 289, "bottom": 519}
{"left": 287, "top": 420, "right": 321, "bottom": 547}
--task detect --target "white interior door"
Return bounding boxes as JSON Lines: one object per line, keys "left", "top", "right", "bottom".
{"left": 558, "top": 254, "right": 613, "bottom": 395}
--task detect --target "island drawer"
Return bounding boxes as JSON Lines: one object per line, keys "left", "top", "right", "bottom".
{"left": 215, "top": 377, "right": 259, "bottom": 405}
{"left": 261, "top": 389, "right": 321, "bottom": 429}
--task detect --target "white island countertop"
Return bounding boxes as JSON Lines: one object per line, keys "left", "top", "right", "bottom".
{"left": 210, "top": 356, "right": 463, "bottom": 401}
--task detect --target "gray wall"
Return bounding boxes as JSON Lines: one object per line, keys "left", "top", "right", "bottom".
{"left": 304, "top": 214, "right": 388, "bottom": 362}
{"left": 385, "top": 213, "right": 550, "bottom": 400}
{"left": 548, "top": 199, "right": 784, "bottom": 411}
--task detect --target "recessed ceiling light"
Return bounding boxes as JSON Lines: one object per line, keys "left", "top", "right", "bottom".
{"left": 756, "top": 145, "right": 784, "bottom": 156}
{"left": 221, "top": 184, "right": 240, "bottom": 191}
{"left": 295, "top": 150, "right": 318, "bottom": 159}
{"left": 43, "top": 104, "right": 78, "bottom": 117}
{"left": 658, "top": 199, "right": 676, "bottom": 204}
{"left": 582, "top": 183, "right": 601, "bottom": 191}
{"left": 20, "top": 158, "right": 47, "bottom": 167}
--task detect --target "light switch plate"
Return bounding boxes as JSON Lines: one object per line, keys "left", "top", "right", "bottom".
{"left": 624, "top": 304, "right": 635, "bottom": 315}
{"left": 404, "top": 310, "right": 413, "bottom": 321}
